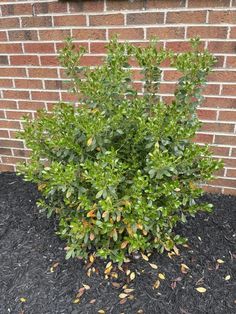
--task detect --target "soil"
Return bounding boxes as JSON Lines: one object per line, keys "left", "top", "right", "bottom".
{"left": 0, "top": 172, "right": 235, "bottom": 314}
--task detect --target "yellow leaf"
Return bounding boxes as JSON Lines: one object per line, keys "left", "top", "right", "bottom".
{"left": 124, "top": 288, "right": 134, "bottom": 293}
{"left": 196, "top": 287, "right": 206, "bottom": 293}
{"left": 87, "top": 137, "right": 93, "bottom": 146}
{"left": 225, "top": 275, "right": 231, "bottom": 281}
{"left": 98, "top": 310, "right": 105, "bottom": 314}
{"left": 105, "top": 261, "right": 112, "bottom": 269}
{"left": 181, "top": 263, "right": 190, "bottom": 274}
{"left": 121, "top": 241, "right": 128, "bottom": 249}
{"left": 153, "top": 279, "right": 160, "bottom": 289}
{"left": 149, "top": 263, "right": 158, "bottom": 269}
{"left": 126, "top": 269, "right": 131, "bottom": 276}
{"left": 73, "top": 298, "right": 80, "bottom": 304}
{"left": 82, "top": 284, "right": 90, "bottom": 290}
{"left": 90, "top": 233, "right": 95, "bottom": 241}
{"left": 89, "top": 254, "right": 95, "bottom": 264}
{"left": 87, "top": 210, "right": 95, "bottom": 218}
{"left": 130, "top": 272, "right": 136, "bottom": 280}
{"left": 217, "top": 259, "right": 224, "bottom": 264}
{"left": 20, "top": 298, "right": 27, "bottom": 303}
{"left": 158, "top": 273, "right": 165, "bottom": 280}
{"left": 104, "top": 266, "right": 112, "bottom": 275}
{"left": 173, "top": 245, "right": 179, "bottom": 256}
{"left": 119, "top": 293, "right": 128, "bottom": 299}
{"left": 141, "top": 253, "right": 149, "bottom": 261}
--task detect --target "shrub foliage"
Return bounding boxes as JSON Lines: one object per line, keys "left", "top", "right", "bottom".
{"left": 18, "top": 38, "right": 223, "bottom": 263}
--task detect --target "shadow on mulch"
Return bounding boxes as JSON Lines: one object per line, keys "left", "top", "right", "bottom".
{"left": 0, "top": 173, "right": 235, "bottom": 314}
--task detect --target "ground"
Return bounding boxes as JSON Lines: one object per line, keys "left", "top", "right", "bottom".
{"left": 0, "top": 172, "right": 235, "bottom": 314}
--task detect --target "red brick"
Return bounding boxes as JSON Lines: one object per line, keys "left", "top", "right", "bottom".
{"left": 167, "top": 11, "right": 206, "bottom": 24}
{"left": 208, "top": 41, "right": 236, "bottom": 53}
{"left": 0, "top": 130, "right": 9, "bottom": 138}
{"left": 194, "top": 133, "right": 214, "bottom": 144}
{"left": 34, "top": 2, "right": 68, "bottom": 14}
{"left": 0, "top": 78, "right": 13, "bottom": 88}
{"left": 6, "top": 111, "right": 33, "bottom": 120}
{"left": 90, "top": 14, "right": 124, "bottom": 26}
{"left": 109, "top": 27, "right": 144, "bottom": 40}
{"left": 0, "top": 100, "right": 17, "bottom": 109}
{"left": 0, "top": 110, "right": 5, "bottom": 118}
{"left": 24, "top": 43, "right": 55, "bottom": 54}
{"left": 127, "top": 12, "right": 164, "bottom": 25}
{"left": 72, "top": 29, "right": 106, "bottom": 40}
{"left": 223, "top": 188, "right": 236, "bottom": 196}
{"left": 13, "top": 149, "right": 31, "bottom": 158}
{"left": 217, "top": 157, "right": 236, "bottom": 168}
{"left": 39, "top": 29, "right": 70, "bottom": 41}
{"left": 231, "top": 148, "right": 236, "bottom": 157}
{"left": 8, "top": 30, "right": 38, "bottom": 41}
{"left": 215, "top": 135, "right": 236, "bottom": 145}
{"left": 44, "top": 80, "right": 64, "bottom": 90}
{"left": 1, "top": 3, "right": 32, "bottom": 16}
{"left": 203, "top": 84, "right": 220, "bottom": 95}
{"left": 0, "top": 68, "right": 26, "bottom": 77}
{"left": 166, "top": 41, "right": 205, "bottom": 52}
{"left": 218, "top": 110, "right": 236, "bottom": 121}
{"left": 90, "top": 42, "right": 107, "bottom": 53}
{"left": 15, "top": 79, "right": 43, "bottom": 89}
{"left": 10, "top": 55, "right": 39, "bottom": 66}
{"left": 0, "top": 148, "right": 12, "bottom": 156}
{"left": 21, "top": 16, "right": 52, "bottom": 28}
{"left": 0, "top": 164, "right": 15, "bottom": 172}
{"left": 54, "top": 15, "right": 86, "bottom": 27}
{"left": 210, "top": 146, "right": 230, "bottom": 156}
{"left": 0, "top": 56, "right": 9, "bottom": 65}
{"left": 0, "top": 31, "right": 7, "bottom": 41}
{"left": 56, "top": 42, "right": 88, "bottom": 53}
{"left": 70, "top": 0, "right": 104, "bottom": 12}
{"left": 3, "top": 90, "right": 29, "bottom": 100}
{"left": 31, "top": 91, "right": 60, "bottom": 101}
{"left": 0, "top": 120, "right": 21, "bottom": 129}
{"left": 227, "top": 168, "right": 236, "bottom": 177}
{"left": 60, "top": 92, "right": 78, "bottom": 102}
{"left": 106, "top": 0, "right": 144, "bottom": 11}
{"left": 40, "top": 56, "right": 59, "bottom": 66}
{"left": 208, "top": 71, "right": 236, "bottom": 82}
{"left": 163, "top": 70, "right": 182, "bottom": 81}
{"left": 146, "top": 0, "right": 185, "bottom": 9}
{"left": 0, "top": 139, "right": 24, "bottom": 148}
{"left": 201, "top": 122, "right": 234, "bottom": 133}
{"left": 197, "top": 109, "right": 217, "bottom": 120}
{"left": 147, "top": 27, "right": 185, "bottom": 40}
{"left": 211, "top": 178, "right": 236, "bottom": 188}
{"left": 226, "top": 56, "right": 236, "bottom": 68}
{"left": 0, "top": 17, "right": 19, "bottom": 29}
{"left": 80, "top": 55, "right": 104, "bottom": 66}
{"left": 2, "top": 156, "right": 27, "bottom": 164}
{"left": 222, "top": 85, "right": 236, "bottom": 96}
{"left": 209, "top": 10, "right": 236, "bottom": 23}
{"left": 188, "top": 0, "right": 230, "bottom": 8}
{"left": 0, "top": 43, "right": 22, "bottom": 54}
{"left": 202, "top": 185, "right": 222, "bottom": 194}
{"left": 28, "top": 68, "right": 58, "bottom": 78}
{"left": 230, "top": 27, "right": 236, "bottom": 39}
{"left": 187, "top": 26, "right": 227, "bottom": 39}
{"left": 202, "top": 97, "right": 236, "bottom": 109}
{"left": 18, "top": 101, "right": 45, "bottom": 111}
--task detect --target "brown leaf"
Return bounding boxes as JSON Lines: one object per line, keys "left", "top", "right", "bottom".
{"left": 76, "top": 287, "right": 85, "bottom": 298}
{"left": 180, "top": 263, "right": 189, "bottom": 274}
{"left": 153, "top": 279, "right": 160, "bottom": 289}
{"left": 171, "top": 281, "right": 177, "bottom": 290}
{"left": 89, "top": 299, "right": 96, "bottom": 304}
{"left": 112, "top": 282, "right": 121, "bottom": 288}
{"left": 119, "top": 293, "right": 128, "bottom": 299}
{"left": 119, "top": 298, "right": 127, "bottom": 304}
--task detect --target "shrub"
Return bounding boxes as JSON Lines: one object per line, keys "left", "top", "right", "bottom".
{"left": 18, "top": 38, "right": 223, "bottom": 263}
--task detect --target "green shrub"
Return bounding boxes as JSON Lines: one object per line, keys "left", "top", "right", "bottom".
{"left": 18, "top": 38, "right": 223, "bottom": 263}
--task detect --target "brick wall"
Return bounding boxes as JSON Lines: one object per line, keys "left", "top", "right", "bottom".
{"left": 0, "top": 0, "right": 235, "bottom": 195}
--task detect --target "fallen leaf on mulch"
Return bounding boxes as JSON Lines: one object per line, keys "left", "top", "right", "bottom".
{"left": 217, "top": 259, "right": 224, "bottom": 264}
{"left": 149, "top": 263, "right": 158, "bottom": 269}
{"left": 141, "top": 253, "right": 149, "bottom": 261}
{"left": 224, "top": 275, "right": 231, "bottom": 281}
{"left": 20, "top": 298, "right": 27, "bottom": 303}
{"left": 89, "top": 299, "right": 96, "bottom": 304}
{"left": 181, "top": 263, "right": 190, "bottom": 274}
{"left": 196, "top": 287, "right": 207, "bottom": 293}
{"left": 153, "top": 279, "right": 160, "bottom": 289}
{"left": 130, "top": 272, "right": 136, "bottom": 280}
{"left": 98, "top": 310, "right": 105, "bottom": 314}
{"left": 73, "top": 298, "right": 80, "bottom": 304}
{"left": 119, "top": 293, "right": 128, "bottom": 299}
{"left": 158, "top": 273, "right": 165, "bottom": 280}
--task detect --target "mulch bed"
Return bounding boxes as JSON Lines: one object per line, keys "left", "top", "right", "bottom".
{"left": 0, "top": 172, "right": 235, "bottom": 314}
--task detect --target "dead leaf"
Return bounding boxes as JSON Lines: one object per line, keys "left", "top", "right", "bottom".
{"left": 104, "top": 266, "right": 112, "bottom": 275}
{"left": 217, "top": 259, "right": 224, "bottom": 264}
{"left": 124, "top": 288, "right": 134, "bottom": 293}
{"left": 141, "top": 253, "right": 149, "bottom": 261}
{"left": 158, "top": 273, "right": 165, "bottom": 280}
{"left": 149, "top": 263, "right": 158, "bottom": 269}
{"left": 153, "top": 279, "right": 160, "bottom": 289}
{"left": 89, "top": 254, "right": 95, "bottom": 264}
{"left": 105, "top": 261, "right": 112, "bottom": 269}
{"left": 76, "top": 287, "right": 85, "bottom": 298}
{"left": 121, "top": 241, "right": 128, "bottom": 249}
{"left": 98, "top": 310, "right": 105, "bottom": 314}
{"left": 196, "top": 287, "right": 206, "bottom": 293}
{"left": 89, "top": 299, "right": 96, "bottom": 304}
{"left": 126, "top": 269, "right": 131, "bottom": 276}
{"left": 90, "top": 233, "right": 95, "bottom": 241}
{"left": 137, "top": 310, "right": 144, "bottom": 314}
{"left": 119, "top": 293, "right": 128, "bottom": 299}
{"left": 225, "top": 275, "right": 231, "bottom": 281}
{"left": 119, "top": 298, "right": 127, "bottom": 304}
{"left": 20, "top": 298, "right": 27, "bottom": 303}
{"left": 87, "top": 137, "right": 93, "bottom": 146}
{"left": 181, "top": 263, "right": 190, "bottom": 274}
{"left": 171, "top": 281, "right": 177, "bottom": 290}
{"left": 112, "top": 282, "right": 121, "bottom": 288}
{"left": 83, "top": 284, "right": 90, "bottom": 290}
{"left": 173, "top": 246, "right": 179, "bottom": 256}
{"left": 130, "top": 272, "right": 136, "bottom": 280}
{"left": 73, "top": 298, "right": 80, "bottom": 304}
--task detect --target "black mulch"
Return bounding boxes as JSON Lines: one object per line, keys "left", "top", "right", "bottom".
{"left": 0, "top": 173, "right": 235, "bottom": 314}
